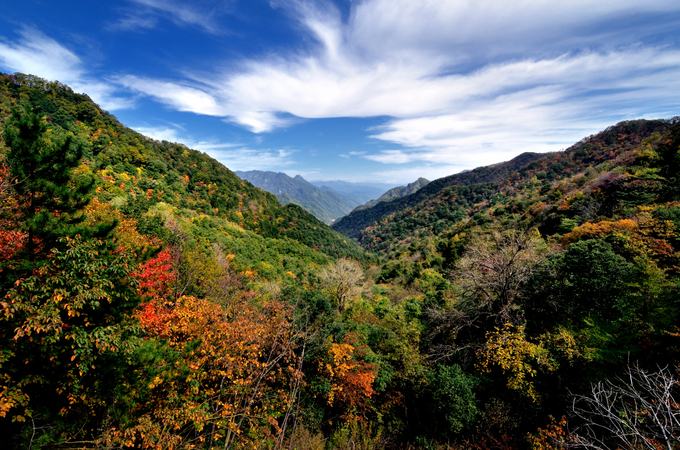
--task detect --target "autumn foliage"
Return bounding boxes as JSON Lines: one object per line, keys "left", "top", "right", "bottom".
{"left": 4, "top": 73, "right": 680, "bottom": 450}
{"left": 0, "top": 163, "right": 26, "bottom": 265}
{"left": 321, "top": 334, "right": 377, "bottom": 418}
{"left": 104, "top": 294, "right": 302, "bottom": 449}
{"left": 562, "top": 219, "right": 637, "bottom": 245}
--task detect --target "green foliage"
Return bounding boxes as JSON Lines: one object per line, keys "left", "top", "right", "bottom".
{"left": 427, "top": 364, "right": 478, "bottom": 435}
{"left": 548, "top": 239, "right": 634, "bottom": 321}
{"left": 0, "top": 238, "right": 139, "bottom": 445}
{"left": 4, "top": 108, "right": 97, "bottom": 260}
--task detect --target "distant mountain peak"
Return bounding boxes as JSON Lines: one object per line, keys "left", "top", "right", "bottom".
{"left": 352, "top": 177, "right": 430, "bottom": 212}
{"left": 235, "top": 170, "right": 360, "bottom": 224}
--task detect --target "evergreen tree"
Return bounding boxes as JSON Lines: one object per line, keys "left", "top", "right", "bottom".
{"left": 3, "top": 108, "right": 95, "bottom": 261}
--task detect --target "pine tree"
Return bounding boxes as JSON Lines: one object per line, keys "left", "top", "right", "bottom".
{"left": 3, "top": 108, "right": 95, "bottom": 261}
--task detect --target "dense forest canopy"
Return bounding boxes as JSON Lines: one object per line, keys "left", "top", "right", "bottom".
{"left": 1, "top": 73, "right": 679, "bottom": 450}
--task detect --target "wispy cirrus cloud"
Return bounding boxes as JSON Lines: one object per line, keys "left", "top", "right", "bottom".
{"left": 115, "top": 75, "right": 224, "bottom": 115}
{"left": 109, "top": 14, "right": 157, "bottom": 32}
{"left": 0, "top": 27, "right": 132, "bottom": 110}
{"left": 207, "top": 148, "right": 296, "bottom": 171}
{"left": 0, "top": 26, "right": 81, "bottom": 81}
{"left": 111, "top": 0, "right": 235, "bottom": 33}
{"left": 114, "top": 0, "right": 680, "bottom": 172}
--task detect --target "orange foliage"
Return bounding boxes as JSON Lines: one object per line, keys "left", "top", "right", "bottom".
{"left": 322, "top": 335, "right": 377, "bottom": 417}
{"left": 105, "top": 295, "right": 301, "bottom": 449}
{"left": 562, "top": 219, "right": 637, "bottom": 245}
{"left": 528, "top": 416, "right": 579, "bottom": 450}
{"left": 0, "top": 230, "right": 26, "bottom": 264}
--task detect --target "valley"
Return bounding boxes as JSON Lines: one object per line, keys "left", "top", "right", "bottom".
{"left": 1, "top": 73, "right": 679, "bottom": 450}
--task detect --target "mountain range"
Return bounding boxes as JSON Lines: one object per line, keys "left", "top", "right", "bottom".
{"left": 3, "top": 72, "right": 680, "bottom": 450}
{"left": 236, "top": 170, "right": 429, "bottom": 225}
{"left": 308, "top": 180, "right": 398, "bottom": 204}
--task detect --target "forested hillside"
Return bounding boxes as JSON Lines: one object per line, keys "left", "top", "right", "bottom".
{"left": 0, "top": 74, "right": 362, "bottom": 261}
{"left": 1, "top": 73, "right": 680, "bottom": 450}
{"left": 335, "top": 119, "right": 673, "bottom": 255}
{"left": 235, "top": 170, "right": 360, "bottom": 224}
{"left": 333, "top": 152, "right": 548, "bottom": 239}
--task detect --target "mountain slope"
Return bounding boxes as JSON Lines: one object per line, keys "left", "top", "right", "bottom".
{"left": 235, "top": 170, "right": 359, "bottom": 224}
{"left": 0, "top": 73, "right": 364, "bottom": 261}
{"left": 332, "top": 118, "right": 675, "bottom": 256}
{"left": 353, "top": 177, "right": 430, "bottom": 212}
{"left": 332, "top": 151, "right": 547, "bottom": 240}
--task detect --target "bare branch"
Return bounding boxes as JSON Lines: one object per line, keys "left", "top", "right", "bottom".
{"left": 564, "top": 364, "right": 680, "bottom": 450}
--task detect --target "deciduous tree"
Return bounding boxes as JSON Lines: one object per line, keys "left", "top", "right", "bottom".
{"left": 318, "top": 258, "right": 364, "bottom": 313}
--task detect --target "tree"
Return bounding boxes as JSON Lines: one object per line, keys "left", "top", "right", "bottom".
{"left": 106, "top": 295, "right": 301, "bottom": 450}
{"left": 0, "top": 237, "right": 139, "bottom": 447}
{"left": 565, "top": 364, "right": 680, "bottom": 450}
{"left": 321, "top": 335, "right": 377, "bottom": 417}
{"left": 453, "top": 229, "right": 547, "bottom": 325}
{"left": 427, "top": 229, "right": 546, "bottom": 364}
{"left": 428, "top": 364, "right": 478, "bottom": 435}
{"left": 318, "top": 258, "right": 364, "bottom": 313}
{"left": 3, "top": 108, "right": 95, "bottom": 261}
{"left": 541, "top": 239, "right": 634, "bottom": 323}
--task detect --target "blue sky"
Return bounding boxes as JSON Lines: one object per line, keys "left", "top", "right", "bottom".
{"left": 1, "top": 0, "right": 680, "bottom": 184}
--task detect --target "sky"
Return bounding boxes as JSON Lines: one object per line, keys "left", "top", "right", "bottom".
{"left": 1, "top": 1, "right": 680, "bottom": 184}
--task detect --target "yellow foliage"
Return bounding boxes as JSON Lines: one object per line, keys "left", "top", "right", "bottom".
{"left": 562, "top": 219, "right": 637, "bottom": 245}
{"left": 84, "top": 198, "right": 158, "bottom": 252}
{"left": 478, "top": 323, "right": 555, "bottom": 402}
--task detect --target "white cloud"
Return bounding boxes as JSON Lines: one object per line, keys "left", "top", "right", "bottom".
{"left": 131, "top": 124, "right": 295, "bottom": 171}
{"left": 115, "top": 75, "right": 223, "bottom": 115}
{"left": 348, "top": 0, "right": 680, "bottom": 60}
{"left": 117, "top": 0, "right": 235, "bottom": 33}
{"left": 364, "top": 49, "right": 680, "bottom": 167}
{"left": 117, "top": 0, "right": 680, "bottom": 163}
{"left": 133, "top": 126, "right": 185, "bottom": 142}
{"left": 226, "top": 110, "right": 295, "bottom": 134}
{"left": 370, "top": 164, "right": 469, "bottom": 184}
{"left": 109, "top": 14, "right": 158, "bottom": 31}
{"left": 0, "top": 27, "right": 132, "bottom": 111}
{"left": 209, "top": 148, "right": 297, "bottom": 171}
{"left": 0, "top": 27, "right": 81, "bottom": 82}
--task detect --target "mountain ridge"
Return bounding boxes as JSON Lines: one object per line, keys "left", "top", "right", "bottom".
{"left": 332, "top": 151, "right": 548, "bottom": 239}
